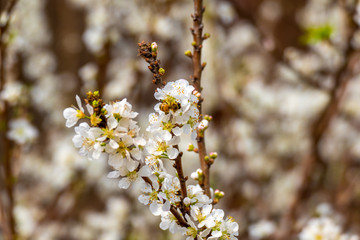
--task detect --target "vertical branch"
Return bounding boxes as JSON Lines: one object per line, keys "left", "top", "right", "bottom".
{"left": 0, "top": 1, "right": 18, "bottom": 239}
{"left": 95, "top": 40, "right": 111, "bottom": 95}
{"left": 173, "top": 150, "right": 188, "bottom": 200}
{"left": 191, "top": 0, "right": 211, "bottom": 197}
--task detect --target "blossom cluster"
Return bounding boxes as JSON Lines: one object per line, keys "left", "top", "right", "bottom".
{"left": 299, "top": 204, "right": 359, "bottom": 240}
{"left": 299, "top": 217, "right": 359, "bottom": 240}
{"left": 64, "top": 80, "right": 239, "bottom": 239}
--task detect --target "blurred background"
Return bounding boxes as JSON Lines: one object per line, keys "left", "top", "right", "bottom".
{"left": 1, "top": 0, "right": 360, "bottom": 239}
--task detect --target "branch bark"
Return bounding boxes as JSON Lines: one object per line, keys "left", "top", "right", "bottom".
{"left": 0, "top": 1, "right": 18, "bottom": 239}
{"left": 191, "top": 0, "right": 211, "bottom": 198}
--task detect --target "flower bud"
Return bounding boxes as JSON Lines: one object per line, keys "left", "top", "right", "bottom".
{"left": 193, "top": 90, "right": 201, "bottom": 98}
{"left": 203, "top": 33, "right": 210, "bottom": 39}
{"left": 204, "top": 115, "right": 213, "bottom": 121}
{"left": 198, "top": 119, "right": 209, "bottom": 131}
{"left": 184, "top": 197, "right": 191, "bottom": 206}
{"left": 209, "top": 152, "right": 218, "bottom": 159}
{"left": 159, "top": 68, "right": 165, "bottom": 76}
{"left": 184, "top": 50, "right": 192, "bottom": 57}
{"left": 214, "top": 189, "right": 225, "bottom": 199}
{"left": 191, "top": 41, "right": 197, "bottom": 46}
{"left": 191, "top": 168, "right": 203, "bottom": 180}
{"left": 151, "top": 42, "right": 158, "bottom": 52}
{"left": 187, "top": 143, "right": 195, "bottom": 151}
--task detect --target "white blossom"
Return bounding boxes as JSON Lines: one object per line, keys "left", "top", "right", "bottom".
{"left": 7, "top": 118, "right": 38, "bottom": 144}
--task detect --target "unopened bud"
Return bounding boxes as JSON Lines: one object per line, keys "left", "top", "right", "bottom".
{"left": 214, "top": 189, "right": 225, "bottom": 198}
{"left": 193, "top": 90, "right": 201, "bottom": 98}
{"left": 209, "top": 152, "right": 218, "bottom": 159}
{"left": 159, "top": 68, "right": 165, "bottom": 76}
{"left": 203, "top": 33, "right": 210, "bottom": 39}
{"left": 191, "top": 41, "right": 197, "bottom": 46}
{"left": 187, "top": 143, "right": 195, "bottom": 151}
{"left": 151, "top": 42, "right": 158, "bottom": 52}
{"left": 184, "top": 197, "right": 191, "bottom": 206}
{"left": 204, "top": 155, "right": 210, "bottom": 162}
{"left": 198, "top": 119, "right": 209, "bottom": 131}
{"left": 92, "top": 100, "right": 99, "bottom": 107}
{"left": 184, "top": 50, "right": 192, "bottom": 57}
{"left": 204, "top": 115, "right": 213, "bottom": 121}
{"left": 201, "top": 62, "right": 207, "bottom": 69}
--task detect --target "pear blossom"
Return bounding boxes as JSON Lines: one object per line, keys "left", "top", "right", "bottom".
{"left": 138, "top": 180, "right": 170, "bottom": 216}
{"left": 72, "top": 123, "right": 104, "bottom": 161}
{"left": 190, "top": 204, "right": 215, "bottom": 228}
{"left": 63, "top": 95, "right": 86, "bottom": 128}
{"left": 146, "top": 133, "right": 180, "bottom": 160}
{"left": 160, "top": 210, "right": 186, "bottom": 235}
{"left": 114, "top": 165, "right": 152, "bottom": 189}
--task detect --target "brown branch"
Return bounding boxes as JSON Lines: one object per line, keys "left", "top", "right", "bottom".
{"left": 173, "top": 150, "right": 188, "bottom": 200}
{"left": 277, "top": 6, "right": 359, "bottom": 239}
{"left": 170, "top": 205, "right": 190, "bottom": 228}
{"left": 95, "top": 40, "right": 111, "bottom": 95}
{"left": 191, "top": 0, "right": 211, "bottom": 198}
{"left": 138, "top": 41, "right": 165, "bottom": 87}
{"left": 142, "top": 176, "right": 189, "bottom": 228}
{"left": 0, "top": 1, "right": 18, "bottom": 239}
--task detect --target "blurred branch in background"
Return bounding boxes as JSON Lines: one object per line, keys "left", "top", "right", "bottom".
{"left": 0, "top": 0, "right": 19, "bottom": 239}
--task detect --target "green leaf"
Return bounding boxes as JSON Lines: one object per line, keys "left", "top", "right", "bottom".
{"left": 300, "top": 24, "right": 334, "bottom": 45}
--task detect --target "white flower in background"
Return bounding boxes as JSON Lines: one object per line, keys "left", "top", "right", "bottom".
{"left": 249, "top": 220, "right": 276, "bottom": 240}
{"left": 0, "top": 81, "right": 24, "bottom": 105}
{"left": 299, "top": 217, "right": 342, "bottom": 240}
{"left": 79, "top": 63, "right": 98, "bottom": 89}
{"left": 63, "top": 95, "right": 86, "bottom": 128}
{"left": 83, "top": 27, "right": 105, "bottom": 53}
{"left": 340, "top": 234, "right": 360, "bottom": 240}
{"left": 7, "top": 118, "right": 38, "bottom": 144}
{"left": 315, "top": 202, "right": 333, "bottom": 217}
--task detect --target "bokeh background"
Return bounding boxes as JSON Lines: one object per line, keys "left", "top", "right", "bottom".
{"left": 1, "top": 0, "right": 360, "bottom": 239}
